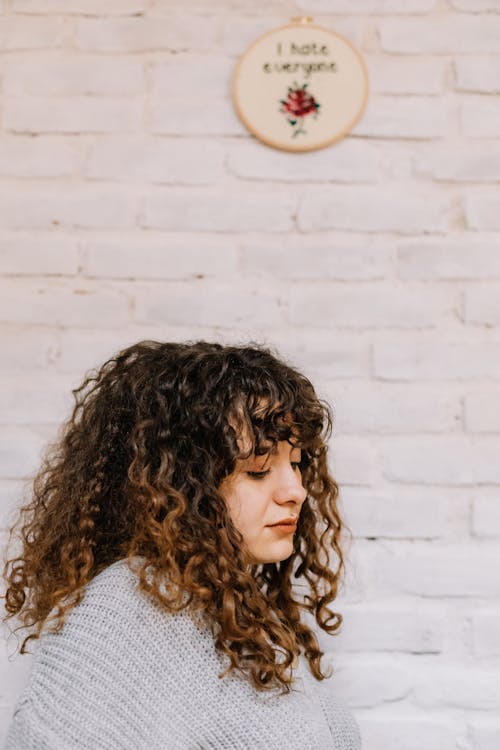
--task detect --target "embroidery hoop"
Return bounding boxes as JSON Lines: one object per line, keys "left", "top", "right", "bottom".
{"left": 232, "top": 17, "right": 369, "bottom": 153}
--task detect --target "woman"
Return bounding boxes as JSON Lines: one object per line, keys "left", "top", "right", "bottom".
{"left": 2, "top": 340, "right": 361, "bottom": 749}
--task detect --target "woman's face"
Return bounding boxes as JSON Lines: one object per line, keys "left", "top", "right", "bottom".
{"left": 218, "top": 437, "right": 307, "bottom": 565}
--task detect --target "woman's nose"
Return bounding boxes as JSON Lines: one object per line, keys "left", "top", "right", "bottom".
{"left": 274, "top": 467, "right": 307, "bottom": 504}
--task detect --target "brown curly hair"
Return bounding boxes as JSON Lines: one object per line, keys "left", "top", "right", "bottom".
{"left": 2, "top": 340, "right": 351, "bottom": 696}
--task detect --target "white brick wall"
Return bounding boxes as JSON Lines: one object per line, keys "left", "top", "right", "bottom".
{"left": 1, "top": 3, "right": 499, "bottom": 748}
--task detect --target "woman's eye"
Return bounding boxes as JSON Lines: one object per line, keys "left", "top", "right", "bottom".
{"left": 247, "top": 463, "right": 300, "bottom": 479}
{"left": 246, "top": 470, "right": 270, "bottom": 479}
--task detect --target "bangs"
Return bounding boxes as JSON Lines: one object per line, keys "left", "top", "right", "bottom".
{"left": 229, "top": 384, "right": 327, "bottom": 463}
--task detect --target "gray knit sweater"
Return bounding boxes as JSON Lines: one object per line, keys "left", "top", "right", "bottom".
{"left": 5, "top": 558, "right": 362, "bottom": 750}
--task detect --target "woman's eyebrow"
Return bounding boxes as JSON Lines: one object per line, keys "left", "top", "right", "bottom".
{"left": 244, "top": 449, "right": 270, "bottom": 465}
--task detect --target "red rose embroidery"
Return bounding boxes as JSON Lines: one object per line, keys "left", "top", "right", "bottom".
{"left": 280, "top": 82, "right": 320, "bottom": 137}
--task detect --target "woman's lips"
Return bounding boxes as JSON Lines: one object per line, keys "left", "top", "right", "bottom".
{"left": 268, "top": 523, "right": 297, "bottom": 534}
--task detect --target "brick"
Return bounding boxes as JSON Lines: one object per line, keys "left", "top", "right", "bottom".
{"left": 75, "top": 17, "right": 219, "bottom": 53}
{"left": 54, "top": 330, "right": 141, "bottom": 374}
{"left": 150, "top": 97, "right": 245, "bottom": 136}
{"left": 150, "top": 56, "right": 231, "bottom": 99}
{"left": 455, "top": 57, "right": 500, "bottom": 93}
{"left": 466, "top": 390, "right": 500, "bottom": 429}
{"left": 374, "top": 142, "right": 416, "bottom": 179}
{"left": 381, "top": 17, "right": 500, "bottom": 53}
{"left": 153, "top": 0, "right": 284, "bottom": 10}
{"left": 3, "top": 54, "right": 145, "bottom": 96}
{"left": 0, "top": 17, "right": 66, "bottom": 50}
{"left": 298, "top": 186, "right": 448, "bottom": 233}
{"left": 464, "top": 286, "right": 500, "bottom": 326}
{"left": 382, "top": 437, "right": 500, "bottom": 485}
{"left": 441, "top": 489, "right": 473, "bottom": 538}
{"left": 221, "top": 16, "right": 362, "bottom": 57}
{"left": 352, "top": 96, "right": 447, "bottom": 138}
{"left": 0, "top": 480, "right": 25, "bottom": 532}
{"left": 0, "top": 376, "right": 74, "bottom": 425}
{"left": 367, "top": 57, "right": 445, "bottom": 95}
{"left": 81, "top": 237, "right": 238, "bottom": 279}
{"left": 319, "top": 600, "right": 444, "bottom": 653}
{"left": 0, "top": 137, "right": 78, "bottom": 178}
{"left": 376, "top": 543, "right": 500, "bottom": 597}
{"left": 0, "top": 186, "right": 139, "bottom": 229}
{"left": 227, "top": 140, "right": 379, "bottom": 182}
{"left": 461, "top": 97, "right": 500, "bottom": 137}
{"left": 418, "top": 145, "right": 500, "bottom": 182}
{"left": 340, "top": 486, "right": 447, "bottom": 538}
{"left": 415, "top": 665, "right": 500, "bottom": 709}
{"left": 134, "top": 282, "right": 285, "bottom": 329}
{"left": 2, "top": 326, "right": 56, "bottom": 370}
{"left": 240, "top": 240, "right": 393, "bottom": 280}
{"left": 289, "top": 283, "right": 452, "bottom": 328}
{"left": 360, "top": 718, "right": 455, "bottom": 750}
{"left": 142, "top": 190, "right": 296, "bottom": 232}
{"left": 472, "top": 611, "right": 500, "bottom": 656}
{"left": 296, "top": 0, "right": 437, "bottom": 11}
{"left": 329, "top": 436, "right": 376, "bottom": 486}
{"left": 374, "top": 335, "right": 500, "bottom": 380}
{"left": 398, "top": 242, "right": 500, "bottom": 280}
{"left": 4, "top": 97, "right": 142, "bottom": 135}
{"left": 0, "top": 428, "right": 47, "bottom": 479}
{"left": 0, "top": 280, "right": 130, "bottom": 328}
{"left": 472, "top": 495, "right": 500, "bottom": 538}
{"left": 465, "top": 190, "right": 500, "bottom": 230}
{"left": 320, "top": 655, "right": 413, "bottom": 708}
{"left": 0, "top": 235, "right": 79, "bottom": 275}
{"left": 468, "top": 720, "right": 500, "bottom": 750}
{"left": 450, "top": 0, "right": 500, "bottom": 9}
{"left": 321, "top": 543, "right": 371, "bottom": 604}
{"left": 12, "top": 0, "right": 147, "bottom": 12}
{"left": 275, "top": 329, "right": 370, "bottom": 379}
{"left": 85, "top": 138, "right": 225, "bottom": 185}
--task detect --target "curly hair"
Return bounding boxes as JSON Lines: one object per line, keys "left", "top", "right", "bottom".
{"left": 2, "top": 340, "right": 351, "bottom": 696}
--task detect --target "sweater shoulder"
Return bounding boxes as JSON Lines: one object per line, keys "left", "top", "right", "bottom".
{"left": 77, "top": 556, "right": 144, "bottom": 609}
{"left": 74, "top": 555, "right": 146, "bottom": 606}
{"left": 43, "top": 556, "right": 205, "bottom": 646}
{"left": 38, "top": 557, "right": 150, "bottom": 639}
{"left": 6, "top": 559, "right": 209, "bottom": 750}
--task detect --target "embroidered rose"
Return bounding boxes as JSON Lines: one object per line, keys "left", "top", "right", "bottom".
{"left": 280, "top": 82, "right": 320, "bottom": 137}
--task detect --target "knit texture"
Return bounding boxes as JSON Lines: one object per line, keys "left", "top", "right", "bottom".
{"left": 5, "top": 558, "right": 362, "bottom": 750}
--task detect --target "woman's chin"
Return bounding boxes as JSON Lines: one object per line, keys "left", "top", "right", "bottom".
{"left": 250, "top": 543, "right": 294, "bottom": 565}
